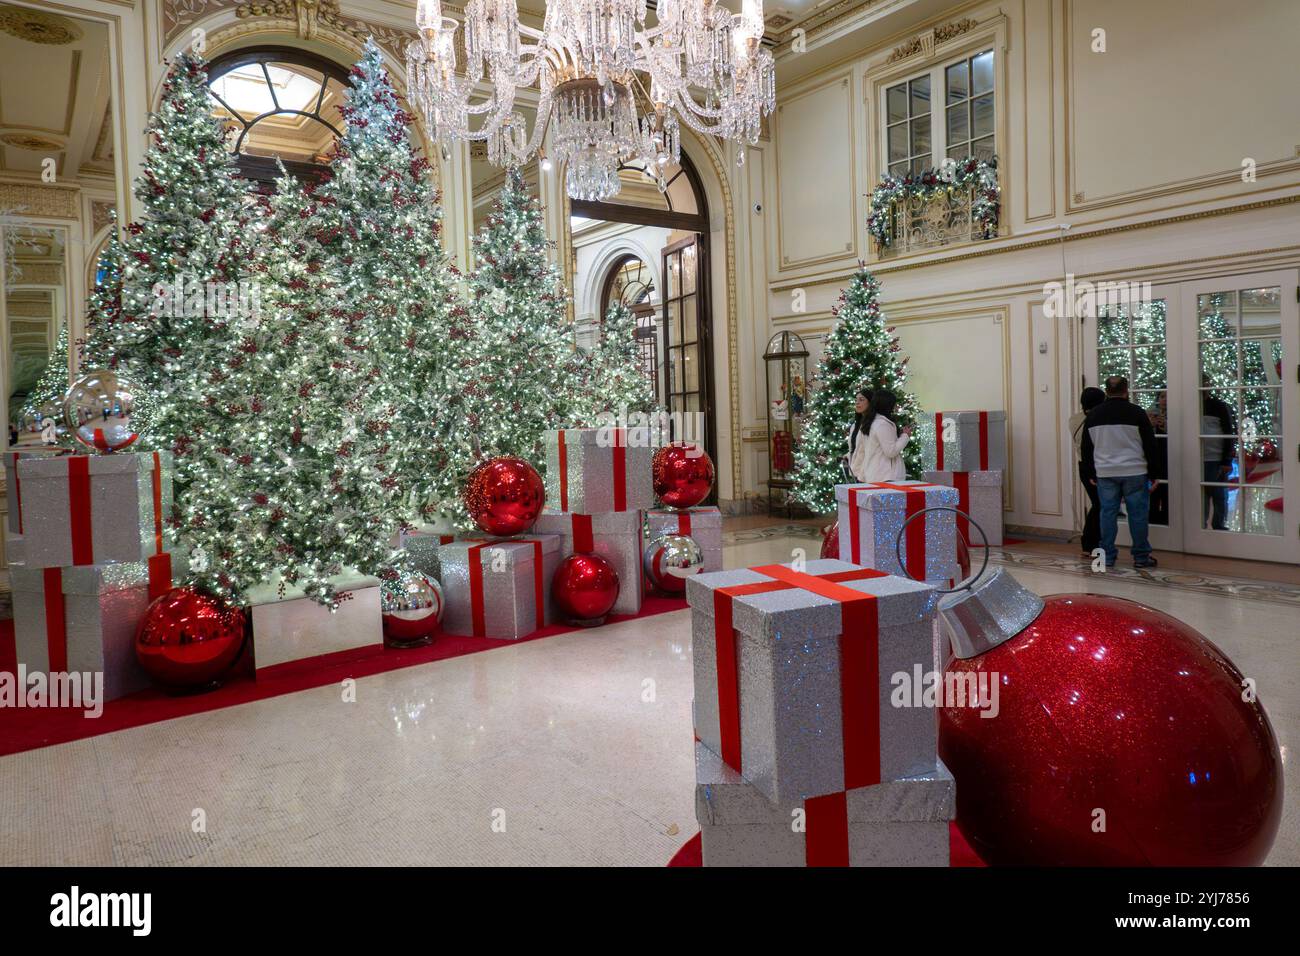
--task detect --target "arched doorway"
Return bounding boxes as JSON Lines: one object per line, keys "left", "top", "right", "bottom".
{"left": 206, "top": 47, "right": 351, "bottom": 188}
{"left": 570, "top": 155, "right": 715, "bottom": 470}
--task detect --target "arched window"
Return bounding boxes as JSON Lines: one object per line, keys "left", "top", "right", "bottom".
{"left": 206, "top": 47, "right": 351, "bottom": 188}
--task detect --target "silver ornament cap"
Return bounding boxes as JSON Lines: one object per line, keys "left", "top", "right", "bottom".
{"left": 937, "top": 566, "right": 1043, "bottom": 660}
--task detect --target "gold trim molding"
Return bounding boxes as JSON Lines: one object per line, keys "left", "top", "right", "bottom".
{"left": 0, "top": 181, "right": 79, "bottom": 218}
{"left": 888, "top": 17, "right": 979, "bottom": 63}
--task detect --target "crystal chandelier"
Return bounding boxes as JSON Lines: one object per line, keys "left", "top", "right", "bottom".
{"left": 406, "top": 0, "right": 775, "bottom": 201}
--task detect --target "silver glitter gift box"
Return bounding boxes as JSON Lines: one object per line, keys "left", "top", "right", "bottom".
{"left": 246, "top": 573, "right": 382, "bottom": 671}
{"left": 923, "top": 469, "right": 1004, "bottom": 547}
{"left": 10, "top": 562, "right": 153, "bottom": 701}
{"left": 14, "top": 451, "right": 173, "bottom": 569}
{"left": 543, "top": 427, "right": 654, "bottom": 514}
{"left": 695, "top": 741, "right": 954, "bottom": 867}
{"left": 921, "top": 410, "right": 1007, "bottom": 472}
{"left": 644, "top": 506, "right": 722, "bottom": 573}
{"left": 835, "top": 481, "right": 960, "bottom": 585}
{"left": 397, "top": 529, "right": 457, "bottom": 582}
{"left": 439, "top": 534, "right": 562, "bottom": 639}
{"left": 5, "top": 448, "right": 69, "bottom": 535}
{"left": 687, "top": 558, "right": 940, "bottom": 806}
{"left": 532, "top": 509, "right": 643, "bottom": 616}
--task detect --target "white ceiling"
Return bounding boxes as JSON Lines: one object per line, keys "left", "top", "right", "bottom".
{"left": 0, "top": 4, "right": 113, "bottom": 180}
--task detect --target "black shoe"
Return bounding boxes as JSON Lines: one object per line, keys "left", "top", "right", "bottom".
{"left": 1134, "top": 557, "right": 1159, "bottom": 569}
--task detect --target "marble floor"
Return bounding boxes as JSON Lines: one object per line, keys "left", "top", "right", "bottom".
{"left": 0, "top": 526, "right": 1295, "bottom": 866}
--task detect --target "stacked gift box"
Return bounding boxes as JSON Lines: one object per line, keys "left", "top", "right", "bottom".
{"left": 644, "top": 505, "right": 722, "bottom": 574}
{"left": 686, "top": 559, "right": 955, "bottom": 866}
{"left": 7, "top": 451, "right": 176, "bottom": 701}
{"left": 529, "top": 426, "right": 654, "bottom": 620}
{"left": 921, "top": 410, "right": 1006, "bottom": 548}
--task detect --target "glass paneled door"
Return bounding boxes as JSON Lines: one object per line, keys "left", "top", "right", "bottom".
{"left": 1182, "top": 273, "right": 1298, "bottom": 562}
{"left": 1084, "top": 289, "right": 1183, "bottom": 552}
{"left": 661, "top": 234, "right": 715, "bottom": 469}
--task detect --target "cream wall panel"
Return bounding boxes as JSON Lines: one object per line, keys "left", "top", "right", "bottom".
{"left": 1027, "top": 299, "right": 1066, "bottom": 516}
{"left": 1022, "top": 0, "right": 1056, "bottom": 221}
{"left": 893, "top": 312, "right": 1007, "bottom": 415}
{"left": 1066, "top": 0, "right": 1300, "bottom": 208}
{"left": 774, "top": 73, "right": 857, "bottom": 271}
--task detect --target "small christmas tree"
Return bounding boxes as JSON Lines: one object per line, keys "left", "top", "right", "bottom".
{"left": 576, "top": 301, "right": 656, "bottom": 423}
{"left": 461, "top": 169, "right": 582, "bottom": 471}
{"left": 792, "top": 267, "right": 922, "bottom": 513}
{"left": 21, "top": 323, "right": 70, "bottom": 421}
{"left": 79, "top": 212, "right": 125, "bottom": 370}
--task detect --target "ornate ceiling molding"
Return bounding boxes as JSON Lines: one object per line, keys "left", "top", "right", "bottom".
{"left": 91, "top": 200, "right": 116, "bottom": 233}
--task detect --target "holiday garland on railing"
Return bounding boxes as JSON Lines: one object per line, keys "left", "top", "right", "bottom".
{"left": 867, "top": 155, "right": 999, "bottom": 252}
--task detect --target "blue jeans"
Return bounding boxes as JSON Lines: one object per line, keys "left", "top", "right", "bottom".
{"left": 1097, "top": 474, "right": 1152, "bottom": 565}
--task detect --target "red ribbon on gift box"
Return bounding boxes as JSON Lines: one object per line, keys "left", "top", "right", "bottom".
{"left": 935, "top": 411, "right": 990, "bottom": 470}
{"left": 845, "top": 482, "right": 944, "bottom": 581}
{"left": 711, "top": 563, "right": 890, "bottom": 866}
{"left": 464, "top": 538, "right": 545, "bottom": 638}
{"left": 41, "top": 568, "right": 68, "bottom": 673}
{"left": 9, "top": 453, "right": 23, "bottom": 535}
{"left": 60, "top": 453, "right": 167, "bottom": 566}
{"left": 556, "top": 429, "right": 631, "bottom": 513}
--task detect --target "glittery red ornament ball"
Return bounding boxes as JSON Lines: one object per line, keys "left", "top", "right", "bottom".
{"left": 463, "top": 456, "right": 545, "bottom": 536}
{"left": 135, "top": 587, "right": 247, "bottom": 689}
{"left": 819, "top": 521, "right": 839, "bottom": 559}
{"left": 939, "top": 594, "right": 1283, "bottom": 866}
{"left": 552, "top": 553, "right": 620, "bottom": 622}
{"left": 652, "top": 442, "right": 714, "bottom": 509}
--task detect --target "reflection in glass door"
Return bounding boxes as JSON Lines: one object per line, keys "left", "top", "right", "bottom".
{"left": 661, "top": 234, "right": 714, "bottom": 464}
{"left": 1195, "top": 288, "right": 1283, "bottom": 535}
{"left": 1094, "top": 297, "right": 1176, "bottom": 548}
{"left": 1183, "top": 273, "right": 1298, "bottom": 563}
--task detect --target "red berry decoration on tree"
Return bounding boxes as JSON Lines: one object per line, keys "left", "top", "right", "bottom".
{"left": 135, "top": 587, "right": 247, "bottom": 689}
{"left": 937, "top": 570, "right": 1282, "bottom": 866}
{"left": 464, "top": 456, "right": 545, "bottom": 536}
{"left": 552, "top": 553, "right": 620, "bottom": 625}
{"left": 652, "top": 442, "right": 714, "bottom": 509}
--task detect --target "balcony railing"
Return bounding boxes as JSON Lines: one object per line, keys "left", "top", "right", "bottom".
{"left": 883, "top": 185, "right": 985, "bottom": 255}
{"left": 868, "top": 156, "right": 1000, "bottom": 258}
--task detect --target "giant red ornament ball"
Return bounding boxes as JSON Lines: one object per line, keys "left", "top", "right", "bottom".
{"left": 939, "top": 592, "right": 1282, "bottom": 866}
{"left": 135, "top": 587, "right": 247, "bottom": 688}
{"left": 464, "top": 456, "right": 545, "bottom": 536}
{"left": 652, "top": 442, "right": 714, "bottom": 509}
{"left": 552, "top": 553, "right": 620, "bottom": 623}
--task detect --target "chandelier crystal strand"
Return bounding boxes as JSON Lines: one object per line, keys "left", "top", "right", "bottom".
{"left": 407, "top": 0, "right": 775, "bottom": 199}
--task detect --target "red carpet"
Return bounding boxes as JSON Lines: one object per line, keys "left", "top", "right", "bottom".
{"left": 0, "top": 595, "right": 687, "bottom": 757}
{"left": 667, "top": 823, "right": 987, "bottom": 867}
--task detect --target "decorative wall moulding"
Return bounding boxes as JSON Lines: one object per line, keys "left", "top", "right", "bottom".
{"left": 888, "top": 17, "right": 980, "bottom": 63}
{"left": 91, "top": 201, "right": 116, "bottom": 234}
{"left": 0, "top": 182, "right": 79, "bottom": 218}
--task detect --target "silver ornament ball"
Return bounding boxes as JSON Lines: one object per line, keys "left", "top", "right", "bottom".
{"left": 64, "top": 369, "right": 138, "bottom": 454}
{"left": 643, "top": 533, "right": 704, "bottom": 594}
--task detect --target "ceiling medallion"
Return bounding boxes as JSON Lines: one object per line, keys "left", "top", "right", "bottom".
{"left": 0, "top": 5, "right": 84, "bottom": 45}
{"left": 0, "top": 132, "right": 66, "bottom": 151}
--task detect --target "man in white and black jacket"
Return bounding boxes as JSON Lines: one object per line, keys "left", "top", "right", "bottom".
{"left": 1081, "top": 376, "right": 1159, "bottom": 569}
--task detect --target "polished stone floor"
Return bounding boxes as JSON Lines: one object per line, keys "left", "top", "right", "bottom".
{"left": 0, "top": 527, "right": 1294, "bottom": 866}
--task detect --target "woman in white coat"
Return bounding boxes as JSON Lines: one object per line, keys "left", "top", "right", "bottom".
{"left": 845, "top": 388, "right": 873, "bottom": 481}
{"left": 856, "top": 389, "right": 911, "bottom": 483}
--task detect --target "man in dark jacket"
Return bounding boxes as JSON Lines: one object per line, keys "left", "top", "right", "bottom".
{"left": 1081, "top": 376, "right": 1159, "bottom": 569}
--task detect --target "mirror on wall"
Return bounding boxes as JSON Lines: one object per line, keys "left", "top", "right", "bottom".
{"left": 4, "top": 224, "right": 68, "bottom": 446}
{"left": 0, "top": 5, "right": 121, "bottom": 448}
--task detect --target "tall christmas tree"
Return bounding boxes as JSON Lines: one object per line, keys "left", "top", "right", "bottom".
{"left": 185, "top": 40, "right": 464, "bottom": 606}
{"left": 87, "top": 52, "right": 256, "bottom": 512}
{"left": 21, "top": 323, "right": 70, "bottom": 421}
{"left": 461, "top": 169, "right": 582, "bottom": 471}
{"left": 575, "top": 301, "right": 657, "bottom": 423}
{"left": 792, "top": 267, "right": 922, "bottom": 513}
